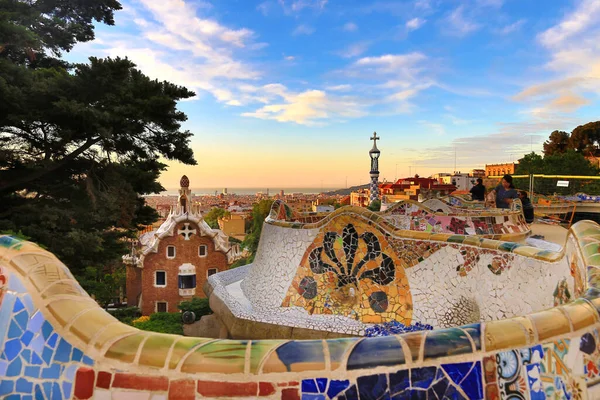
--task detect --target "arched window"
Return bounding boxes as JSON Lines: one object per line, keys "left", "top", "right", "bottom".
{"left": 178, "top": 263, "right": 196, "bottom": 296}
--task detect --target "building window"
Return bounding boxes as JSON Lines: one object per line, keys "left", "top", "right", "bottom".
{"left": 207, "top": 268, "right": 218, "bottom": 277}
{"left": 166, "top": 246, "right": 176, "bottom": 259}
{"left": 155, "top": 270, "right": 166, "bottom": 287}
{"left": 156, "top": 302, "right": 167, "bottom": 313}
{"left": 198, "top": 245, "right": 208, "bottom": 257}
{"left": 179, "top": 275, "right": 196, "bottom": 289}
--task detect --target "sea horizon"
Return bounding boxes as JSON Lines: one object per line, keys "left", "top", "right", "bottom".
{"left": 155, "top": 187, "right": 344, "bottom": 196}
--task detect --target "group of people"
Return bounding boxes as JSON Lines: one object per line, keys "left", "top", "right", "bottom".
{"left": 469, "top": 174, "right": 534, "bottom": 223}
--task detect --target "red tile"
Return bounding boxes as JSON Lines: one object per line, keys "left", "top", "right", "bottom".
{"left": 197, "top": 381, "right": 258, "bottom": 396}
{"left": 74, "top": 367, "right": 95, "bottom": 399}
{"left": 96, "top": 371, "right": 112, "bottom": 389}
{"left": 112, "top": 373, "right": 169, "bottom": 391}
{"left": 277, "top": 381, "right": 300, "bottom": 387}
{"left": 169, "top": 379, "right": 196, "bottom": 400}
{"left": 282, "top": 388, "right": 301, "bottom": 400}
{"left": 259, "top": 382, "right": 276, "bottom": 396}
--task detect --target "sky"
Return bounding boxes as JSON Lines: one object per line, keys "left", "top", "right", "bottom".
{"left": 67, "top": 0, "right": 600, "bottom": 189}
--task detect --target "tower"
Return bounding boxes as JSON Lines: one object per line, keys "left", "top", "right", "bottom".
{"left": 369, "top": 132, "right": 381, "bottom": 203}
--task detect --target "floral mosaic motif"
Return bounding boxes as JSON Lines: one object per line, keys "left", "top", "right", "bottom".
{"left": 569, "top": 254, "right": 585, "bottom": 298}
{"left": 282, "top": 216, "right": 412, "bottom": 324}
{"left": 553, "top": 278, "right": 572, "bottom": 306}
{"left": 495, "top": 345, "right": 544, "bottom": 400}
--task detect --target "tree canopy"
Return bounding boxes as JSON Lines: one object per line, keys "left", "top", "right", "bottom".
{"left": 0, "top": 0, "right": 197, "bottom": 296}
{"left": 204, "top": 207, "right": 230, "bottom": 229}
{"left": 543, "top": 121, "right": 600, "bottom": 156}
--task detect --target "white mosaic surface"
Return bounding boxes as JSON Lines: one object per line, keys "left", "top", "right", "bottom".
{"left": 240, "top": 223, "right": 319, "bottom": 309}
{"left": 407, "top": 245, "right": 571, "bottom": 328}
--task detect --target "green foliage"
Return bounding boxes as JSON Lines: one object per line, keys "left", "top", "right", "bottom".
{"left": 367, "top": 199, "right": 381, "bottom": 212}
{"left": 78, "top": 264, "right": 126, "bottom": 308}
{"left": 515, "top": 151, "right": 600, "bottom": 195}
{"left": 133, "top": 313, "right": 183, "bottom": 335}
{"left": 543, "top": 121, "right": 600, "bottom": 156}
{"left": 229, "top": 257, "right": 249, "bottom": 269}
{"left": 204, "top": 207, "right": 230, "bottom": 229}
{"left": 242, "top": 200, "right": 274, "bottom": 261}
{"left": 228, "top": 236, "right": 242, "bottom": 244}
{"left": 177, "top": 297, "right": 212, "bottom": 321}
{"left": 108, "top": 307, "right": 141, "bottom": 325}
{"left": 0, "top": 0, "right": 197, "bottom": 294}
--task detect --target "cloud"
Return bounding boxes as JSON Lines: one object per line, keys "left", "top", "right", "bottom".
{"left": 497, "top": 19, "right": 526, "bottom": 35}
{"left": 326, "top": 84, "right": 352, "bottom": 91}
{"left": 538, "top": 0, "right": 600, "bottom": 48}
{"left": 477, "top": 0, "right": 503, "bottom": 7}
{"left": 337, "top": 41, "right": 370, "bottom": 58}
{"left": 241, "top": 86, "right": 364, "bottom": 125}
{"left": 355, "top": 52, "right": 427, "bottom": 74}
{"left": 257, "top": 1, "right": 272, "bottom": 15}
{"left": 279, "top": 0, "right": 328, "bottom": 14}
{"left": 419, "top": 121, "right": 446, "bottom": 136}
{"left": 406, "top": 17, "right": 425, "bottom": 31}
{"left": 284, "top": 55, "right": 295, "bottom": 61}
{"left": 292, "top": 24, "right": 316, "bottom": 35}
{"left": 443, "top": 6, "right": 481, "bottom": 36}
{"left": 343, "top": 22, "right": 358, "bottom": 32}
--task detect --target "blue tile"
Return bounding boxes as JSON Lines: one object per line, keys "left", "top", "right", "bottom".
{"left": 0, "top": 380, "right": 15, "bottom": 396}
{"left": 20, "top": 349, "right": 31, "bottom": 363}
{"left": 411, "top": 367, "right": 437, "bottom": 389}
{"left": 327, "top": 380, "right": 350, "bottom": 398}
{"left": 0, "top": 292, "right": 17, "bottom": 344}
{"left": 443, "top": 384, "right": 467, "bottom": 399}
{"left": 34, "top": 384, "right": 44, "bottom": 400}
{"left": 16, "top": 378, "right": 33, "bottom": 394}
{"left": 42, "top": 382, "right": 52, "bottom": 399}
{"left": 30, "top": 334, "right": 45, "bottom": 355}
{"left": 423, "top": 328, "right": 473, "bottom": 360}
{"left": 442, "top": 362, "right": 473, "bottom": 386}
{"left": 337, "top": 385, "right": 359, "bottom": 400}
{"left": 428, "top": 378, "right": 449, "bottom": 400}
{"left": 27, "top": 312, "right": 44, "bottom": 333}
{"left": 7, "top": 357, "right": 23, "bottom": 377}
{"left": 5, "top": 395, "right": 21, "bottom": 400}
{"left": 0, "top": 235, "right": 21, "bottom": 248}
{"left": 0, "top": 360, "right": 7, "bottom": 375}
{"left": 275, "top": 341, "right": 324, "bottom": 372}
{"left": 41, "top": 322, "right": 53, "bottom": 340}
{"left": 302, "top": 379, "right": 318, "bottom": 393}
{"left": 83, "top": 355, "right": 94, "bottom": 366}
{"left": 302, "top": 395, "right": 325, "bottom": 400}
{"left": 54, "top": 339, "right": 72, "bottom": 362}
{"left": 47, "top": 333, "right": 58, "bottom": 348}
{"left": 7, "top": 273, "right": 27, "bottom": 293}
{"left": 316, "top": 378, "right": 327, "bottom": 393}
{"left": 459, "top": 361, "right": 483, "bottom": 400}
{"left": 51, "top": 382, "right": 62, "bottom": 400}
{"left": 23, "top": 396, "right": 34, "bottom": 400}
{"left": 64, "top": 365, "right": 77, "bottom": 381}
{"left": 13, "top": 298, "right": 25, "bottom": 312}
{"left": 15, "top": 310, "right": 30, "bottom": 330}
{"left": 41, "top": 363, "right": 61, "bottom": 379}
{"left": 71, "top": 348, "right": 83, "bottom": 362}
{"left": 8, "top": 321, "right": 23, "bottom": 339}
{"left": 21, "top": 331, "right": 34, "bottom": 346}
{"left": 461, "top": 323, "right": 481, "bottom": 351}
{"left": 347, "top": 337, "right": 406, "bottom": 370}
{"left": 25, "top": 366, "right": 41, "bottom": 378}
{"left": 357, "top": 373, "right": 389, "bottom": 400}
{"left": 62, "top": 382, "right": 72, "bottom": 399}
{"left": 389, "top": 369, "right": 410, "bottom": 394}
{"left": 30, "top": 352, "right": 43, "bottom": 365}
{"left": 392, "top": 389, "right": 427, "bottom": 400}
{"left": 42, "top": 347, "right": 53, "bottom": 365}
{"left": 5, "top": 339, "right": 22, "bottom": 361}
{"left": 21, "top": 294, "right": 35, "bottom": 315}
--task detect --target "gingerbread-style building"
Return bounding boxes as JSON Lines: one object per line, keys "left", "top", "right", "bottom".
{"left": 124, "top": 176, "right": 242, "bottom": 314}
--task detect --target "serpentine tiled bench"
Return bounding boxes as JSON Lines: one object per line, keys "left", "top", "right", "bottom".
{"left": 1, "top": 217, "right": 600, "bottom": 399}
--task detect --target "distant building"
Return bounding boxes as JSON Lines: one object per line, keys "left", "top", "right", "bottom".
{"left": 485, "top": 163, "right": 517, "bottom": 177}
{"left": 471, "top": 169, "right": 486, "bottom": 178}
{"left": 350, "top": 189, "right": 370, "bottom": 207}
{"left": 124, "top": 175, "right": 242, "bottom": 315}
{"left": 380, "top": 175, "right": 457, "bottom": 202}
{"left": 218, "top": 213, "right": 247, "bottom": 241}
{"left": 450, "top": 172, "right": 475, "bottom": 192}
{"left": 312, "top": 203, "right": 335, "bottom": 213}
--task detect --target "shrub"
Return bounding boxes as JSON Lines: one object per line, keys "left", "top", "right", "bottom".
{"left": 109, "top": 307, "right": 141, "bottom": 325}
{"left": 133, "top": 312, "right": 183, "bottom": 335}
{"left": 178, "top": 297, "right": 212, "bottom": 321}
{"left": 229, "top": 257, "right": 249, "bottom": 270}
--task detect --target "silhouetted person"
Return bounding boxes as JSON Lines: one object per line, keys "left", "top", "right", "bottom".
{"left": 469, "top": 178, "right": 485, "bottom": 201}
{"left": 519, "top": 190, "right": 535, "bottom": 223}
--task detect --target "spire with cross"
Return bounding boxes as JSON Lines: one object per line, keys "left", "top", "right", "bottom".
{"left": 370, "top": 131, "right": 380, "bottom": 146}
{"left": 368, "top": 132, "right": 381, "bottom": 203}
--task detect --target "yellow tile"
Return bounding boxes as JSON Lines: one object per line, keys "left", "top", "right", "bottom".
{"left": 105, "top": 332, "right": 146, "bottom": 363}
{"left": 9, "top": 252, "right": 56, "bottom": 275}
{"left": 42, "top": 280, "right": 86, "bottom": 300}
{"left": 138, "top": 334, "right": 176, "bottom": 369}
{"left": 47, "top": 298, "right": 97, "bottom": 327}
{"left": 512, "top": 316, "right": 536, "bottom": 344}
{"left": 93, "top": 323, "right": 138, "bottom": 351}
{"left": 484, "top": 319, "right": 528, "bottom": 352}
{"left": 27, "top": 261, "right": 72, "bottom": 292}
{"left": 561, "top": 301, "right": 598, "bottom": 332}
{"left": 167, "top": 337, "right": 214, "bottom": 370}
{"left": 180, "top": 340, "right": 247, "bottom": 374}
{"left": 528, "top": 309, "right": 571, "bottom": 341}
{"left": 69, "top": 308, "right": 119, "bottom": 344}
{"left": 399, "top": 331, "right": 424, "bottom": 363}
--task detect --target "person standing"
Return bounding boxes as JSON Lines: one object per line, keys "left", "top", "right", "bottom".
{"left": 469, "top": 178, "right": 486, "bottom": 201}
{"left": 488, "top": 174, "right": 518, "bottom": 209}
{"left": 519, "top": 191, "right": 535, "bottom": 223}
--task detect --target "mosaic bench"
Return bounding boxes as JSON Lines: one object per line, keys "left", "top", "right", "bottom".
{"left": 2, "top": 218, "right": 600, "bottom": 399}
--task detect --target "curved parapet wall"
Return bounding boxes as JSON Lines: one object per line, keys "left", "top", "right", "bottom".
{"left": 1, "top": 221, "right": 600, "bottom": 398}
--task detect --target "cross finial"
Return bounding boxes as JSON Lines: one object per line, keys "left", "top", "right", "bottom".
{"left": 370, "top": 132, "right": 380, "bottom": 145}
